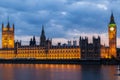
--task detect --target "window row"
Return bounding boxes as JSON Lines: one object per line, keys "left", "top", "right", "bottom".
{"left": 49, "top": 50, "right": 79, "bottom": 53}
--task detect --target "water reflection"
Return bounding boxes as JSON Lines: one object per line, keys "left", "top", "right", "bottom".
{"left": 81, "top": 65, "right": 102, "bottom": 80}
{"left": 0, "top": 64, "right": 81, "bottom": 80}
{"left": 0, "top": 64, "right": 119, "bottom": 80}
{"left": 101, "top": 65, "right": 117, "bottom": 80}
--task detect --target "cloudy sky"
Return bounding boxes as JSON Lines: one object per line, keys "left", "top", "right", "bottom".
{"left": 0, "top": 0, "right": 120, "bottom": 47}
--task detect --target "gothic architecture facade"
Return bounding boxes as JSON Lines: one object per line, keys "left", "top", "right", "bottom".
{"left": 2, "top": 22, "right": 14, "bottom": 48}
{"left": 79, "top": 36, "right": 101, "bottom": 60}
{"left": 0, "top": 13, "right": 118, "bottom": 60}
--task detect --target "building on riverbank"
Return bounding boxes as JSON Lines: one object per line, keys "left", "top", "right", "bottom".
{"left": 0, "top": 13, "right": 118, "bottom": 60}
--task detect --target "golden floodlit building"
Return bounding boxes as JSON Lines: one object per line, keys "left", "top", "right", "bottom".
{"left": 0, "top": 13, "right": 118, "bottom": 60}
{"left": 0, "top": 25, "right": 81, "bottom": 59}
{"left": 2, "top": 21, "right": 14, "bottom": 48}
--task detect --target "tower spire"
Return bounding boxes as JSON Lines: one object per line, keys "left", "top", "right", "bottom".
{"left": 41, "top": 25, "right": 45, "bottom": 35}
{"left": 109, "top": 12, "right": 115, "bottom": 24}
{"left": 2, "top": 22, "right": 4, "bottom": 29}
{"left": 33, "top": 35, "right": 36, "bottom": 46}
{"left": 40, "top": 25, "right": 46, "bottom": 46}
{"left": 8, "top": 16, "right": 9, "bottom": 23}
{"left": 7, "top": 16, "right": 10, "bottom": 28}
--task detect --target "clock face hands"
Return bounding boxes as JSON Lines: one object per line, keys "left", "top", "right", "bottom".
{"left": 110, "top": 27, "right": 114, "bottom": 31}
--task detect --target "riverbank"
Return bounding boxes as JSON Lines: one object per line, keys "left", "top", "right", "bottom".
{"left": 0, "top": 59, "right": 119, "bottom": 65}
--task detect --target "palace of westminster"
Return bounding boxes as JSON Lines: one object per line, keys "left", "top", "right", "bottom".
{"left": 0, "top": 13, "right": 119, "bottom": 60}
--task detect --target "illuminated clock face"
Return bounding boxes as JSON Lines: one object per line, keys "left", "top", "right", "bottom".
{"left": 110, "top": 27, "right": 114, "bottom": 31}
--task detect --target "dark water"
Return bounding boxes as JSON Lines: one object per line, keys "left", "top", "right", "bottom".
{"left": 0, "top": 64, "right": 119, "bottom": 80}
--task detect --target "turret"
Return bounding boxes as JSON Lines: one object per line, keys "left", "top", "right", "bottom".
{"left": 29, "top": 38, "right": 33, "bottom": 46}
{"left": 33, "top": 36, "right": 36, "bottom": 46}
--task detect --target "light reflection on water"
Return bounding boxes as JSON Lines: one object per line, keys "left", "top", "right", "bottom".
{"left": 0, "top": 64, "right": 119, "bottom": 80}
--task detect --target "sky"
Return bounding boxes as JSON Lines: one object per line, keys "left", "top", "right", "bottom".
{"left": 0, "top": 0, "right": 120, "bottom": 47}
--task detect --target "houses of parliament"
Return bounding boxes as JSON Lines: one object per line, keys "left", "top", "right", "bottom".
{"left": 0, "top": 13, "right": 119, "bottom": 60}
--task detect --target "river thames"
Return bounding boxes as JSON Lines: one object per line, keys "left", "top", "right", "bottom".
{"left": 0, "top": 64, "right": 119, "bottom": 80}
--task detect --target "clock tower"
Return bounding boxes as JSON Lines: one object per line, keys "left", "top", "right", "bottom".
{"left": 108, "top": 13, "right": 117, "bottom": 58}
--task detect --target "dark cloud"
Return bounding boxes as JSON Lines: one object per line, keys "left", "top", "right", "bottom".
{"left": 0, "top": 0, "right": 120, "bottom": 43}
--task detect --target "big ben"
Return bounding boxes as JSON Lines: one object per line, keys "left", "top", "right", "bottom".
{"left": 108, "top": 13, "right": 117, "bottom": 58}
